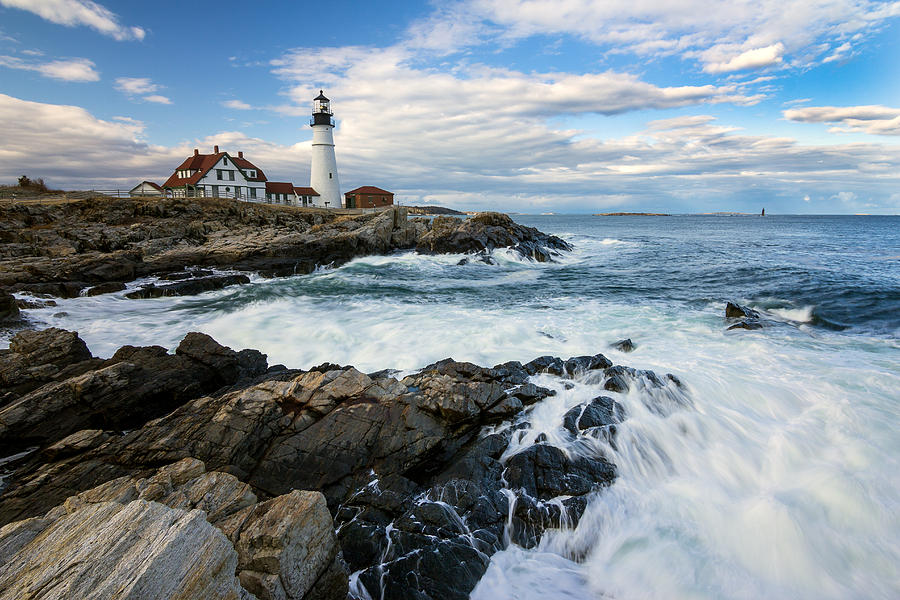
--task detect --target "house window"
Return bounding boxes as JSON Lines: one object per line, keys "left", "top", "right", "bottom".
{"left": 228, "top": 170, "right": 235, "bottom": 181}
{"left": 223, "top": 157, "right": 228, "bottom": 165}
{"left": 329, "top": 173, "right": 332, "bottom": 179}
{"left": 216, "top": 170, "right": 223, "bottom": 180}
{"left": 250, "top": 187, "right": 256, "bottom": 199}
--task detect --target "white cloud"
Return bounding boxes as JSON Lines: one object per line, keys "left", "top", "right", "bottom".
{"left": 453, "top": 0, "right": 900, "bottom": 73}
{"left": 0, "top": 93, "right": 182, "bottom": 188}
{"left": 822, "top": 42, "right": 852, "bottom": 63}
{"left": 114, "top": 77, "right": 158, "bottom": 95}
{"left": 784, "top": 105, "right": 900, "bottom": 135}
{"left": 115, "top": 77, "right": 170, "bottom": 104}
{"left": 703, "top": 43, "right": 785, "bottom": 73}
{"left": 0, "top": 55, "right": 99, "bottom": 81}
{"left": 0, "top": 0, "right": 145, "bottom": 40}
{"left": 143, "top": 95, "right": 172, "bottom": 105}
{"left": 222, "top": 99, "right": 252, "bottom": 110}
{"left": 5, "top": 93, "right": 899, "bottom": 213}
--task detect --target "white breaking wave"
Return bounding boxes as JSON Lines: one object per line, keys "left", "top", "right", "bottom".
{"left": 770, "top": 305, "right": 816, "bottom": 323}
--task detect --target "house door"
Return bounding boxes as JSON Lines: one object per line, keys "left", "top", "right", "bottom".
{"left": 211, "top": 185, "right": 219, "bottom": 197}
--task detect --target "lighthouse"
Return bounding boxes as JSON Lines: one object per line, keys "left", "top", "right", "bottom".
{"left": 309, "top": 90, "right": 341, "bottom": 208}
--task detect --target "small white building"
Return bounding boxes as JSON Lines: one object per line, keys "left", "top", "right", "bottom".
{"left": 163, "top": 146, "right": 267, "bottom": 200}
{"left": 293, "top": 186, "right": 320, "bottom": 207}
{"left": 129, "top": 181, "right": 163, "bottom": 197}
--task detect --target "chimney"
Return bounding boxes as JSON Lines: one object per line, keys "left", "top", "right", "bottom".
{"left": 214, "top": 145, "right": 219, "bottom": 153}
{"left": 238, "top": 151, "right": 243, "bottom": 158}
{"left": 193, "top": 148, "right": 199, "bottom": 156}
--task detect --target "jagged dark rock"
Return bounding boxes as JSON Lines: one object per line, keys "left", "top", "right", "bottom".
{"left": 0, "top": 330, "right": 268, "bottom": 455}
{"left": 125, "top": 274, "right": 251, "bottom": 298}
{"left": 0, "top": 329, "right": 691, "bottom": 600}
{"left": 563, "top": 396, "right": 625, "bottom": 435}
{"left": 612, "top": 338, "right": 636, "bottom": 352}
{"left": 0, "top": 292, "right": 19, "bottom": 322}
{"left": 416, "top": 212, "right": 571, "bottom": 262}
{"left": 725, "top": 301, "right": 760, "bottom": 319}
{"left": 85, "top": 281, "right": 126, "bottom": 296}
{"left": 727, "top": 320, "right": 764, "bottom": 330}
{"left": 0, "top": 328, "right": 97, "bottom": 406}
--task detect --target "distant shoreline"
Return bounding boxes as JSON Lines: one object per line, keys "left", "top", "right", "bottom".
{"left": 593, "top": 212, "right": 671, "bottom": 216}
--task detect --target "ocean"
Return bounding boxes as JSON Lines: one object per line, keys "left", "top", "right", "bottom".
{"left": 6, "top": 214, "right": 899, "bottom": 599}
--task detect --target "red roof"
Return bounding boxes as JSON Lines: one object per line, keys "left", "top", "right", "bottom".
{"left": 232, "top": 156, "right": 266, "bottom": 182}
{"left": 163, "top": 150, "right": 266, "bottom": 188}
{"left": 293, "top": 186, "right": 319, "bottom": 196}
{"left": 345, "top": 186, "right": 393, "bottom": 196}
{"left": 266, "top": 181, "right": 295, "bottom": 194}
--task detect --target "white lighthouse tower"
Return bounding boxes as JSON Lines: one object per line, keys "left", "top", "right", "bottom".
{"left": 309, "top": 90, "right": 341, "bottom": 208}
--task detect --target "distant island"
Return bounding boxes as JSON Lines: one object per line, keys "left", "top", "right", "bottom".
{"left": 406, "top": 205, "right": 465, "bottom": 215}
{"left": 593, "top": 212, "right": 670, "bottom": 216}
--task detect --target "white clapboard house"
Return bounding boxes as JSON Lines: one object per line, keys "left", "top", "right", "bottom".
{"left": 163, "top": 146, "right": 267, "bottom": 201}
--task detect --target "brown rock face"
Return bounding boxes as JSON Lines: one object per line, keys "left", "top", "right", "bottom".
{"left": 0, "top": 458, "right": 346, "bottom": 600}
{"left": 0, "top": 328, "right": 97, "bottom": 406}
{"left": 0, "top": 330, "right": 268, "bottom": 455}
{"left": 0, "top": 198, "right": 420, "bottom": 297}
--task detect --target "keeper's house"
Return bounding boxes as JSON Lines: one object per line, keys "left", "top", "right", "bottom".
{"left": 162, "top": 146, "right": 267, "bottom": 200}
{"left": 344, "top": 186, "right": 393, "bottom": 209}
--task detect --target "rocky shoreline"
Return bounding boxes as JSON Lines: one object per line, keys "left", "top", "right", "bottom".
{"left": 0, "top": 327, "right": 690, "bottom": 599}
{"left": 0, "top": 197, "right": 569, "bottom": 304}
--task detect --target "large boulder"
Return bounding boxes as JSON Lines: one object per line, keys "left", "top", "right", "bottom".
{"left": 0, "top": 293, "right": 19, "bottom": 322}
{"left": 0, "top": 500, "right": 248, "bottom": 600}
{"left": 0, "top": 330, "right": 267, "bottom": 455}
{"left": 0, "top": 328, "right": 98, "bottom": 406}
{"left": 0, "top": 458, "right": 347, "bottom": 600}
{"left": 416, "top": 212, "right": 571, "bottom": 261}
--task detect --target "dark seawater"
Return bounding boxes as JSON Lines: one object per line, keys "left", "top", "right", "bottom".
{"left": 513, "top": 214, "right": 899, "bottom": 336}
{"left": 5, "top": 214, "right": 899, "bottom": 600}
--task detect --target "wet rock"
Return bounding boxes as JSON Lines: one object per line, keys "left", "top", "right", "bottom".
{"left": 604, "top": 373, "right": 630, "bottom": 393}
{"left": 125, "top": 274, "right": 250, "bottom": 299}
{"left": 85, "top": 281, "right": 126, "bottom": 296}
{"left": 524, "top": 355, "right": 565, "bottom": 376}
{"left": 503, "top": 444, "right": 616, "bottom": 500}
{"left": 457, "top": 251, "right": 498, "bottom": 266}
{"left": 417, "top": 212, "right": 571, "bottom": 261}
{"left": 612, "top": 338, "right": 636, "bottom": 352}
{"left": 727, "top": 320, "right": 764, "bottom": 331}
{"left": 0, "top": 293, "right": 19, "bottom": 322}
{"left": 563, "top": 353, "right": 613, "bottom": 376}
{"left": 562, "top": 396, "right": 625, "bottom": 434}
{"left": 725, "top": 301, "right": 760, "bottom": 319}
{"left": 14, "top": 298, "right": 56, "bottom": 309}
{"left": 159, "top": 269, "right": 214, "bottom": 281}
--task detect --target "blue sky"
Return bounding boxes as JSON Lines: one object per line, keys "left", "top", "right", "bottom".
{"left": 1, "top": 0, "right": 898, "bottom": 213}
